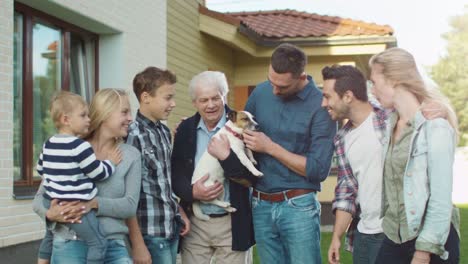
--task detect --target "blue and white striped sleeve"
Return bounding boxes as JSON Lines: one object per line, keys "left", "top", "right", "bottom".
{"left": 74, "top": 140, "right": 115, "bottom": 181}
{"left": 36, "top": 146, "right": 44, "bottom": 177}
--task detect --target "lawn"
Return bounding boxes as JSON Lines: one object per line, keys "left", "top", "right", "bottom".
{"left": 252, "top": 204, "right": 467, "bottom": 263}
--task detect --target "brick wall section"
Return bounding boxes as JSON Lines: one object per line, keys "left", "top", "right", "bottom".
{"left": 0, "top": 0, "right": 15, "bottom": 248}
{"left": 0, "top": 0, "right": 167, "bottom": 248}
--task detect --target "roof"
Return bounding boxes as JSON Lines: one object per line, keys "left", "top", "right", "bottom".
{"left": 200, "top": 6, "right": 393, "bottom": 39}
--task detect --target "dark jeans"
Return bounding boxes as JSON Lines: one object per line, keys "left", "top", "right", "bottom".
{"left": 39, "top": 198, "right": 107, "bottom": 264}
{"left": 353, "top": 231, "right": 385, "bottom": 264}
{"left": 375, "top": 224, "right": 459, "bottom": 264}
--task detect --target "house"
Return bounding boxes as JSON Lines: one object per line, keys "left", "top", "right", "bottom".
{"left": 167, "top": 2, "right": 396, "bottom": 226}
{"left": 0, "top": 0, "right": 395, "bottom": 261}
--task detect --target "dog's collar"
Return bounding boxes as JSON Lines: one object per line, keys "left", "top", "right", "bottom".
{"left": 225, "top": 125, "right": 243, "bottom": 140}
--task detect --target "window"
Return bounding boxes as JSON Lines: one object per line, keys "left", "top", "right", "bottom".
{"left": 13, "top": 3, "right": 98, "bottom": 196}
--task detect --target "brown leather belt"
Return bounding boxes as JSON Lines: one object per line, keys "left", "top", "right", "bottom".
{"left": 208, "top": 212, "right": 229, "bottom": 218}
{"left": 252, "top": 189, "right": 315, "bottom": 203}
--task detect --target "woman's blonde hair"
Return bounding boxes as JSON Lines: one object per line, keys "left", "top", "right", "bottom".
{"left": 84, "top": 88, "right": 128, "bottom": 142}
{"left": 369, "top": 47, "right": 459, "bottom": 135}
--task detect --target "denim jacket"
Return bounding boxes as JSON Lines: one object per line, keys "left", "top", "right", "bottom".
{"left": 381, "top": 111, "right": 456, "bottom": 259}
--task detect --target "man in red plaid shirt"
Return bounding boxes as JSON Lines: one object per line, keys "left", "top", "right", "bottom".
{"left": 321, "top": 65, "right": 446, "bottom": 264}
{"left": 321, "top": 65, "right": 388, "bottom": 264}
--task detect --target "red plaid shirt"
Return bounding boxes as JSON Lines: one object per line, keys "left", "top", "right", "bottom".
{"left": 332, "top": 102, "right": 389, "bottom": 251}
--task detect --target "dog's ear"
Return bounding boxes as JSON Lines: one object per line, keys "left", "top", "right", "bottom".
{"left": 228, "top": 111, "right": 237, "bottom": 122}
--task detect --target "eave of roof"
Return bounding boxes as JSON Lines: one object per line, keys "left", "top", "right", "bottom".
{"left": 198, "top": 5, "right": 397, "bottom": 57}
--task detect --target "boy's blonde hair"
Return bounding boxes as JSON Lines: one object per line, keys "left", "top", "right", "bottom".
{"left": 84, "top": 88, "right": 128, "bottom": 142}
{"left": 50, "top": 91, "right": 87, "bottom": 129}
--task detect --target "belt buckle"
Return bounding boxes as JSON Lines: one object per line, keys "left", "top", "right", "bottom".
{"left": 254, "top": 189, "right": 261, "bottom": 200}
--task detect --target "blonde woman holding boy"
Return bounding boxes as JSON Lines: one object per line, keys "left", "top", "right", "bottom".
{"left": 37, "top": 91, "right": 122, "bottom": 264}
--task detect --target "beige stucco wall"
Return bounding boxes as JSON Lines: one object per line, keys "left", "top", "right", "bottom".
{"left": 166, "top": 0, "right": 236, "bottom": 128}
{"left": 234, "top": 52, "right": 362, "bottom": 87}
{"left": 0, "top": 0, "right": 167, "bottom": 248}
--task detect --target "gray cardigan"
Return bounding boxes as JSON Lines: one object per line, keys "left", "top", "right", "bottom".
{"left": 33, "top": 143, "right": 142, "bottom": 240}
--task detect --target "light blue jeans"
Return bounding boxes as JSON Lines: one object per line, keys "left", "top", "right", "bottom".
{"left": 252, "top": 191, "right": 321, "bottom": 264}
{"left": 51, "top": 237, "right": 132, "bottom": 264}
{"left": 143, "top": 220, "right": 180, "bottom": 264}
{"left": 143, "top": 233, "right": 179, "bottom": 264}
{"left": 42, "top": 198, "right": 107, "bottom": 263}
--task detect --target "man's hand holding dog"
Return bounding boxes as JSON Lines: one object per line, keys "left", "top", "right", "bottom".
{"left": 208, "top": 134, "right": 230, "bottom": 160}
{"left": 192, "top": 174, "right": 223, "bottom": 201}
{"left": 243, "top": 130, "right": 275, "bottom": 154}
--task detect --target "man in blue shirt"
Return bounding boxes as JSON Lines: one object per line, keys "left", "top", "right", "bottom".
{"left": 212, "top": 43, "right": 336, "bottom": 263}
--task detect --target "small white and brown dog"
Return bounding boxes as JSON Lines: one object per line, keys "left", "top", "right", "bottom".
{"left": 191, "top": 110, "right": 263, "bottom": 221}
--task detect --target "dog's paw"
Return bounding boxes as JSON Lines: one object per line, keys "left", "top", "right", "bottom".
{"left": 251, "top": 159, "right": 258, "bottom": 165}
{"left": 253, "top": 171, "right": 263, "bottom": 177}
{"left": 225, "top": 207, "right": 237, "bottom": 213}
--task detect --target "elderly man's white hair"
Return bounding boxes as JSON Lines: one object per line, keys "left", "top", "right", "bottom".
{"left": 189, "top": 71, "right": 229, "bottom": 101}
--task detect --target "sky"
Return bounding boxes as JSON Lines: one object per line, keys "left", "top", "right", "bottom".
{"left": 206, "top": 0, "right": 468, "bottom": 68}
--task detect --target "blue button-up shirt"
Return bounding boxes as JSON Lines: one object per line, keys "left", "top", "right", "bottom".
{"left": 195, "top": 109, "right": 230, "bottom": 214}
{"left": 245, "top": 75, "right": 336, "bottom": 192}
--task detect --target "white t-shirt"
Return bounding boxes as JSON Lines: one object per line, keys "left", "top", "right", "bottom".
{"left": 344, "top": 112, "right": 383, "bottom": 234}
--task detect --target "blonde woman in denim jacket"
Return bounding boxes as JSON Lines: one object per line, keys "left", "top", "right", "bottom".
{"left": 369, "top": 47, "right": 460, "bottom": 264}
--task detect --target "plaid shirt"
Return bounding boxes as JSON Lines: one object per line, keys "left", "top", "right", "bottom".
{"left": 126, "top": 111, "right": 179, "bottom": 238}
{"left": 332, "top": 102, "right": 389, "bottom": 251}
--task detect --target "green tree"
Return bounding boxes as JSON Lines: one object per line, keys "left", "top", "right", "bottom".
{"left": 431, "top": 6, "right": 468, "bottom": 146}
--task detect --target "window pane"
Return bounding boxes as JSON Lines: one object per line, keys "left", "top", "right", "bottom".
{"left": 69, "top": 33, "right": 95, "bottom": 102}
{"left": 13, "top": 12, "right": 23, "bottom": 181}
{"left": 32, "top": 22, "right": 61, "bottom": 180}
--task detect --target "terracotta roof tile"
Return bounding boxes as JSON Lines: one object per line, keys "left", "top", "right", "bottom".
{"left": 201, "top": 7, "right": 393, "bottom": 38}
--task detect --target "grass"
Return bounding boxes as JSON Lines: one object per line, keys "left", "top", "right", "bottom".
{"left": 252, "top": 204, "right": 467, "bottom": 264}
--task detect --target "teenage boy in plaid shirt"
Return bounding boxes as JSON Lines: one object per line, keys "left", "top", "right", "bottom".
{"left": 126, "top": 66, "right": 190, "bottom": 264}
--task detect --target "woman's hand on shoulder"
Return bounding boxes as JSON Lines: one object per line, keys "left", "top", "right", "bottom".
{"left": 173, "top": 117, "right": 187, "bottom": 135}
{"left": 421, "top": 100, "right": 447, "bottom": 120}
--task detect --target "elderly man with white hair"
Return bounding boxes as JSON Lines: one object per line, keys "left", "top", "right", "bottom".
{"left": 171, "top": 71, "right": 256, "bottom": 264}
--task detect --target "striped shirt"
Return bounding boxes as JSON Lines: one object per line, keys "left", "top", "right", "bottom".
{"left": 37, "top": 135, "right": 115, "bottom": 201}
{"left": 126, "top": 111, "right": 179, "bottom": 238}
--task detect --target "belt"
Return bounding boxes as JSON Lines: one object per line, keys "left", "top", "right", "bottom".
{"left": 208, "top": 212, "right": 229, "bottom": 218}
{"left": 253, "top": 189, "right": 315, "bottom": 203}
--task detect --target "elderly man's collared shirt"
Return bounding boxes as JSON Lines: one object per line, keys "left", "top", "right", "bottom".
{"left": 195, "top": 110, "right": 230, "bottom": 215}
{"left": 126, "top": 111, "right": 179, "bottom": 238}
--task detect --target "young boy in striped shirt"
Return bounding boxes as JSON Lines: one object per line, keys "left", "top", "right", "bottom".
{"left": 37, "top": 91, "right": 122, "bottom": 264}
